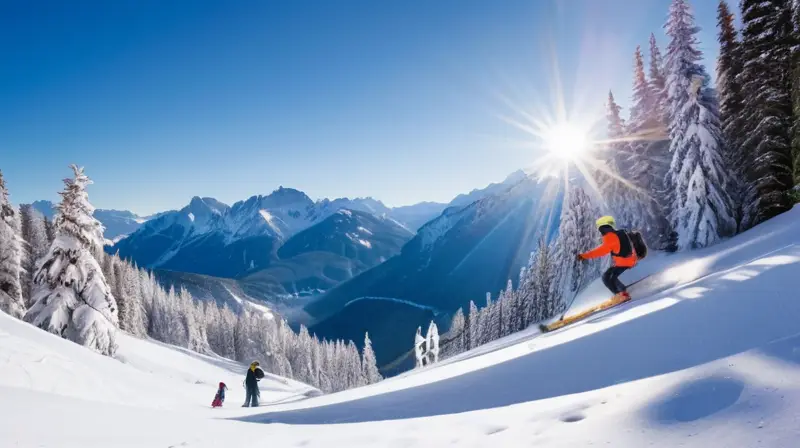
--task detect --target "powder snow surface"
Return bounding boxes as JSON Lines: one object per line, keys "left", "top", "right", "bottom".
{"left": 3, "top": 206, "right": 800, "bottom": 447}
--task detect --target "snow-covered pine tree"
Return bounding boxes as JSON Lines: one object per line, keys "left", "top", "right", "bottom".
{"left": 310, "top": 335, "right": 323, "bottom": 389}
{"left": 738, "top": 0, "right": 796, "bottom": 226}
{"left": 500, "top": 286, "right": 517, "bottom": 336}
{"left": 445, "top": 307, "right": 466, "bottom": 357}
{"left": 361, "top": 332, "right": 382, "bottom": 384}
{"left": 716, "top": 0, "right": 747, "bottom": 227}
{"left": 122, "top": 261, "right": 146, "bottom": 337}
{"left": 553, "top": 184, "right": 602, "bottom": 304}
{"left": 179, "top": 286, "right": 207, "bottom": 352}
{"left": 649, "top": 33, "right": 669, "bottom": 126}
{"left": 19, "top": 204, "right": 49, "bottom": 305}
{"left": 0, "top": 171, "right": 25, "bottom": 318}
{"left": 626, "top": 46, "right": 672, "bottom": 247}
{"left": 233, "top": 311, "right": 251, "bottom": 362}
{"left": 664, "top": 0, "right": 736, "bottom": 249}
{"left": 528, "top": 236, "right": 555, "bottom": 322}
{"left": 486, "top": 291, "right": 501, "bottom": 341}
{"left": 467, "top": 300, "right": 480, "bottom": 350}
{"left": 316, "top": 341, "right": 333, "bottom": 393}
{"left": 426, "top": 321, "right": 440, "bottom": 364}
{"left": 24, "top": 165, "right": 119, "bottom": 355}
{"left": 345, "top": 341, "right": 364, "bottom": 388}
{"left": 414, "top": 326, "right": 425, "bottom": 367}
{"left": 107, "top": 256, "right": 124, "bottom": 329}
{"left": 293, "top": 325, "right": 315, "bottom": 386}
{"left": 597, "top": 92, "right": 638, "bottom": 230}
{"left": 43, "top": 216, "right": 55, "bottom": 245}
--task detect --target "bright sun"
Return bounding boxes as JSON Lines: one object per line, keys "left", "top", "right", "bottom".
{"left": 543, "top": 122, "right": 591, "bottom": 161}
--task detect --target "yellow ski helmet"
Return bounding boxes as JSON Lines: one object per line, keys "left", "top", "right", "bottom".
{"left": 596, "top": 215, "right": 616, "bottom": 229}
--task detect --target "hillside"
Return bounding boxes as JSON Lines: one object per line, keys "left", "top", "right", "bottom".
{"left": 306, "top": 174, "right": 563, "bottom": 366}
{"left": 4, "top": 206, "right": 799, "bottom": 447}
{"left": 0, "top": 311, "right": 316, "bottom": 412}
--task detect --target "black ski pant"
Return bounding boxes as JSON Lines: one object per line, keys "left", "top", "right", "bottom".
{"left": 602, "top": 266, "right": 629, "bottom": 295}
{"left": 243, "top": 385, "right": 260, "bottom": 407}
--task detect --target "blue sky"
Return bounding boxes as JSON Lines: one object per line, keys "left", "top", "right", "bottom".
{"left": 0, "top": 0, "right": 721, "bottom": 215}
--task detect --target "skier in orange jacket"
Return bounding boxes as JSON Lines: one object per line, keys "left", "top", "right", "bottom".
{"left": 577, "top": 216, "right": 637, "bottom": 301}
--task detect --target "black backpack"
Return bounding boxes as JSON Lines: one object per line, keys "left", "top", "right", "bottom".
{"left": 254, "top": 367, "right": 265, "bottom": 380}
{"left": 627, "top": 230, "right": 648, "bottom": 260}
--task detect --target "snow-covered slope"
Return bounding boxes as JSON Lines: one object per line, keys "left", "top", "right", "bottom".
{"left": 0, "top": 313, "right": 314, "bottom": 411}
{"left": 4, "top": 207, "right": 800, "bottom": 446}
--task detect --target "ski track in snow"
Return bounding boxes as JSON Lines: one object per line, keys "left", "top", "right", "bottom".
{"left": 3, "top": 206, "right": 800, "bottom": 447}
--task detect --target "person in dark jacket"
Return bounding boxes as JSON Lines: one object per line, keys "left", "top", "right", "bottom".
{"left": 577, "top": 216, "right": 638, "bottom": 300}
{"left": 243, "top": 361, "right": 264, "bottom": 407}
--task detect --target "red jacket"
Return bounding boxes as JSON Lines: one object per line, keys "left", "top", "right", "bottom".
{"left": 580, "top": 231, "right": 637, "bottom": 267}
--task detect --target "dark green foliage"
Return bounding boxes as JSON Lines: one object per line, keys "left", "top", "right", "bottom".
{"left": 738, "top": 0, "right": 796, "bottom": 227}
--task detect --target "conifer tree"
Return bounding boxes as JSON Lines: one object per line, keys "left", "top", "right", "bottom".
{"left": 19, "top": 204, "right": 49, "bottom": 305}
{"left": 598, "top": 92, "right": 627, "bottom": 217}
{"left": 627, "top": 46, "right": 671, "bottom": 246}
{"left": 446, "top": 307, "right": 466, "bottom": 356}
{"left": 664, "top": 0, "right": 736, "bottom": 248}
{"left": 738, "top": 0, "right": 796, "bottom": 226}
{"left": 649, "top": 33, "right": 669, "bottom": 126}
{"left": 467, "top": 300, "right": 480, "bottom": 349}
{"left": 484, "top": 292, "right": 499, "bottom": 342}
{"left": 553, "top": 184, "right": 601, "bottom": 303}
{"left": 24, "top": 165, "right": 118, "bottom": 355}
{"left": 716, "top": 0, "right": 747, "bottom": 227}
{"left": 0, "top": 171, "right": 25, "bottom": 318}
{"left": 529, "top": 236, "right": 554, "bottom": 322}
{"left": 793, "top": 0, "right": 800, "bottom": 186}
{"left": 43, "top": 216, "right": 55, "bottom": 245}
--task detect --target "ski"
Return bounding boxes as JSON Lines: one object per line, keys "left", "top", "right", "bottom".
{"left": 539, "top": 293, "right": 632, "bottom": 333}
{"left": 539, "top": 274, "right": 652, "bottom": 334}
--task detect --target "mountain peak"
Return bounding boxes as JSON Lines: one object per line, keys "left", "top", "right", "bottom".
{"left": 187, "top": 196, "right": 228, "bottom": 214}
{"left": 503, "top": 169, "right": 529, "bottom": 184}
{"left": 270, "top": 186, "right": 309, "bottom": 198}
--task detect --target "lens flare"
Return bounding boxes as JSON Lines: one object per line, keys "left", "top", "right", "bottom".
{"left": 543, "top": 122, "right": 591, "bottom": 161}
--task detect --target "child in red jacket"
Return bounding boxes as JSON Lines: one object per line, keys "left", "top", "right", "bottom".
{"left": 211, "top": 382, "right": 227, "bottom": 408}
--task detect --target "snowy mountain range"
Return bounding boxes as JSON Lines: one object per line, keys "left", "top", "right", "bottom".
{"left": 151, "top": 208, "right": 414, "bottom": 321}
{"left": 109, "top": 171, "right": 528, "bottom": 295}
{"left": 111, "top": 189, "right": 421, "bottom": 278}
{"left": 306, "top": 174, "right": 565, "bottom": 369}
{"left": 29, "top": 171, "right": 536, "bottom": 327}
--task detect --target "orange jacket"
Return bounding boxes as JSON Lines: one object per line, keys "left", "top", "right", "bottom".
{"left": 580, "top": 231, "right": 637, "bottom": 267}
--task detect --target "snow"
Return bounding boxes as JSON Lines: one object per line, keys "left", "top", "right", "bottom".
{"left": 258, "top": 209, "right": 273, "bottom": 224}
{"left": 357, "top": 225, "right": 373, "bottom": 235}
{"left": 222, "top": 285, "right": 274, "bottom": 319}
{"left": 357, "top": 238, "right": 372, "bottom": 248}
{"left": 4, "top": 206, "right": 800, "bottom": 447}
{"left": 0, "top": 312, "right": 312, "bottom": 411}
